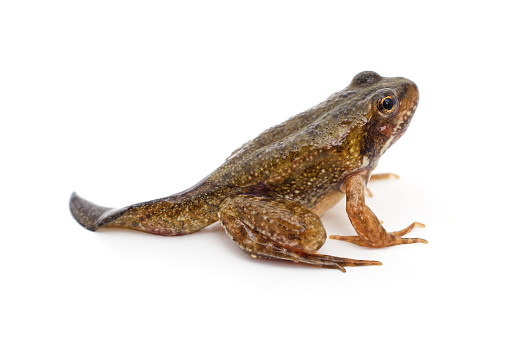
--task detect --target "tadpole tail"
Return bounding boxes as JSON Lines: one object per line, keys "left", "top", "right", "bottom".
{"left": 69, "top": 184, "right": 224, "bottom": 235}
{"left": 69, "top": 192, "right": 114, "bottom": 231}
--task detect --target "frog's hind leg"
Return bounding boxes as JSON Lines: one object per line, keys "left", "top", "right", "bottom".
{"left": 219, "top": 195, "right": 381, "bottom": 272}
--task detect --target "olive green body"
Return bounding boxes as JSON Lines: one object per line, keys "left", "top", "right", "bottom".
{"left": 70, "top": 71, "right": 421, "bottom": 271}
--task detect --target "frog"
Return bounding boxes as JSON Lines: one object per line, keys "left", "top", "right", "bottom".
{"left": 70, "top": 71, "right": 426, "bottom": 272}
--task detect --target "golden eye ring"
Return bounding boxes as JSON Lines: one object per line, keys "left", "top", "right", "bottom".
{"left": 378, "top": 96, "right": 397, "bottom": 115}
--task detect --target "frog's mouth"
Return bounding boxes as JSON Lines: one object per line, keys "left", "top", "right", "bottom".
{"left": 394, "top": 80, "right": 419, "bottom": 135}
{"left": 394, "top": 103, "right": 417, "bottom": 139}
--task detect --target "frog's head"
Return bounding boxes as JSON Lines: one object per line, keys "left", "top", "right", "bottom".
{"left": 348, "top": 71, "right": 419, "bottom": 160}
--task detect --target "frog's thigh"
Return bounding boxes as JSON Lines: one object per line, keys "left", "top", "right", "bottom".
{"left": 220, "top": 195, "right": 326, "bottom": 253}
{"left": 219, "top": 195, "right": 381, "bottom": 271}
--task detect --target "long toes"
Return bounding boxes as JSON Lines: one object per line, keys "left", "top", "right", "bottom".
{"left": 328, "top": 234, "right": 363, "bottom": 245}
{"left": 320, "top": 263, "right": 347, "bottom": 272}
{"left": 330, "top": 229, "right": 427, "bottom": 247}
{"left": 312, "top": 254, "right": 382, "bottom": 272}
{"left": 391, "top": 222, "right": 426, "bottom": 237}
{"left": 370, "top": 173, "right": 400, "bottom": 181}
{"left": 393, "top": 237, "right": 428, "bottom": 245}
{"left": 333, "top": 257, "right": 382, "bottom": 267}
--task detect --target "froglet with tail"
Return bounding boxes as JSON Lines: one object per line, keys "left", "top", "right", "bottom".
{"left": 70, "top": 71, "right": 426, "bottom": 272}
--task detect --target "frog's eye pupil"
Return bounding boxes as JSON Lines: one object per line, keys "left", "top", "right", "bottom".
{"left": 377, "top": 94, "right": 397, "bottom": 116}
{"left": 382, "top": 97, "right": 394, "bottom": 110}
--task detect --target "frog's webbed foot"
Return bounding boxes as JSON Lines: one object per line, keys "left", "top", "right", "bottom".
{"left": 330, "top": 174, "right": 427, "bottom": 248}
{"left": 219, "top": 195, "right": 381, "bottom": 272}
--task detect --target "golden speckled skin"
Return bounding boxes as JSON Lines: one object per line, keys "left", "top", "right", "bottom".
{"left": 70, "top": 71, "right": 424, "bottom": 271}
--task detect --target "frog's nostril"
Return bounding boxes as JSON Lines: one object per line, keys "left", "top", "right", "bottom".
{"left": 401, "top": 81, "right": 418, "bottom": 101}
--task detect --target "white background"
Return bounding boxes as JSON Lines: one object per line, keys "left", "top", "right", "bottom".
{"left": 1, "top": 1, "right": 508, "bottom": 336}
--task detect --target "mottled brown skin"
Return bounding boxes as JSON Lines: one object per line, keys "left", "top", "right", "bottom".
{"left": 70, "top": 71, "right": 426, "bottom": 271}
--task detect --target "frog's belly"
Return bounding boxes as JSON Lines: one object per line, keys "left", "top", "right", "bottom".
{"left": 309, "top": 188, "right": 345, "bottom": 217}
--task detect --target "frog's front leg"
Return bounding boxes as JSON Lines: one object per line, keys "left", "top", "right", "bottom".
{"left": 330, "top": 174, "right": 427, "bottom": 248}
{"left": 370, "top": 173, "right": 400, "bottom": 181}
{"left": 219, "top": 195, "right": 381, "bottom": 272}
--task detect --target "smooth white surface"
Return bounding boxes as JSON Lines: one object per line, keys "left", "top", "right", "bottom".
{"left": 1, "top": 1, "right": 508, "bottom": 336}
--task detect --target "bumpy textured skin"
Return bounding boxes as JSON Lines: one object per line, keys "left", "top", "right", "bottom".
{"left": 221, "top": 195, "right": 327, "bottom": 253}
{"left": 219, "top": 195, "right": 380, "bottom": 271}
{"left": 70, "top": 71, "right": 424, "bottom": 271}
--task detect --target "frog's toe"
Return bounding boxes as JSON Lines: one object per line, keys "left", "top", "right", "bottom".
{"left": 330, "top": 222, "right": 427, "bottom": 247}
{"left": 388, "top": 222, "right": 428, "bottom": 245}
{"left": 316, "top": 255, "right": 382, "bottom": 272}
{"left": 369, "top": 173, "right": 400, "bottom": 181}
{"left": 390, "top": 222, "right": 425, "bottom": 237}
{"left": 329, "top": 234, "right": 366, "bottom": 246}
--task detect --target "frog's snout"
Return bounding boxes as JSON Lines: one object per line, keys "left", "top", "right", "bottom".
{"left": 402, "top": 80, "right": 419, "bottom": 112}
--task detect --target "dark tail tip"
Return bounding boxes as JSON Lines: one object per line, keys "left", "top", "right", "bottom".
{"left": 69, "top": 192, "right": 113, "bottom": 231}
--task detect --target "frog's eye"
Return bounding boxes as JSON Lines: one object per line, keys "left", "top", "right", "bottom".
{"left": 378, "top": 96, "right": 397, "bottom": 115}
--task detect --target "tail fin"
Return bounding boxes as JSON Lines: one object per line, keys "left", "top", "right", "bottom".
{"left": 69, "top": 192, "right": 115, "bottom": 231}
{"left": 69, "top": 186, "right": 224, "bottom": 235}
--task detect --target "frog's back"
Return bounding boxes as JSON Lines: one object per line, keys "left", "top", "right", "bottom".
{"left": 209, "top": 87, "right": 370, "bottom": 189}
